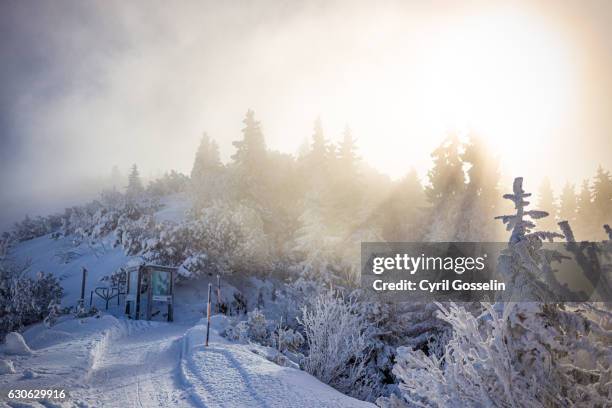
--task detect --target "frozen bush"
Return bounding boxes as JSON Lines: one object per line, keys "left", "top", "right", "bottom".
{"left": 299, "top": 289, "right": 372, "bottom": 399}
{"left": 271, "top": 326, "right": 304, "bottom": 353}
{"left": 246, "top": 309, "right": 268, "bottom": 343}
{"left": 392, "top": 302, "right": 611, "bottom": 407}
{"left": 0, "top": 261, "right": 63, "bottom": 339}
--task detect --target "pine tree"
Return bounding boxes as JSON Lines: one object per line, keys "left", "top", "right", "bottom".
{"left": 126, "top": 164, "right": 144, "bottom": 197}
{"left": 426, "top": 134, "right": 465, "bottom": 205}
{"left": 380, "top": 168, "right": 425, "bottom": 241}
{"left": 591, "top": 165, "right": 612, "bottom": 232}
{"left": 110, "top": 165, "right": 122, "bottom": 191}
{"left": 576, "top": 179, "right": 595, "bottom": 240}
{"left": 537, "top": 177, "right": 557, "bottom": 232}
{"left": 459, "top": 134, "right": 501, "bottom": 240}
{"left": 191, "top": 133, "right": 221, "bottom": 182}
{"left": 558, "top": 182, "right": 577, "bottom": 224}
{"left": 424, "top": 134, "right": 465, "bottom": 240}
{"left": 310, "top": 117, "right": 327, "bottom": 166}
{"left": 337, "top": 125, "right": 359, "bottom": 178}
{"left": 231, "top": 109, "right": 266, "bottom": 174}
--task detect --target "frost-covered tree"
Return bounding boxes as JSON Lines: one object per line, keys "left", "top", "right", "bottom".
{"left": 457, "top": 134, "right": 501, "bottom": 241}
{"left": 575, "top": 179, "right": 596, "bottom": 239}
{"left": 126, "top": 164, "right": 144, "bottom": 197}
{"left": 591, "top": 165, "right": 612, "bottom": 230}
{"left": 0, "top": 262, "right": 63, "bottom": 339}
{"left": 537, "top": 177, "right": 558, "bottom": 231}
{"left": 425, "top": 134, "right": 465, "bottom": 241}
{"left": 110, "top": 165, "right": 123, "bottom": 190}
{"left": 191, "top": 133, "right": 221, "bottom": 181}
{"left": 387, "top": 301, "right": 611, "bottom": 407}
{"left": 386, "top": 178, "right": 611, "bottom": 407}
{"left": 379, "top": 168, "right": 426, "bottom": 241}
{"left": 299, "top": 290, "right": 372, "bottom": 400}
{"left": 558, "top": 181, "right": 577, "bottom": 224}
{"left": 147, "top": 170, "right": 189, "bottom": 196}
{"left": 232, "top": 109, "right": 267, "bottom": 176}
{"left": 337, "top": 125, "right": 359, "bottom": 178}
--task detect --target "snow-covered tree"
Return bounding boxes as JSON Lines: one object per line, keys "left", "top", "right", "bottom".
{"left": 126, "top": 164, "right": 144, "bottom": 197}
{"left": 386, "top": 178, "right": 611, "bottom": 407}
{"left": 558, "top": 181, "right": 577, "bottom": 224}
{"left": 425, "top": 134, "right": 465, "bottom": 241}
{"left": 299, "top": 290, "right": 373, "bottom": 400}
{"left": 591, "top": 165, "right": 612, "bottom": 230}
{"left": 232, "top": 109, "right": 267, "bottom": 176}
{"left": 537, "top": 177, "right": 558, "bottom": 231}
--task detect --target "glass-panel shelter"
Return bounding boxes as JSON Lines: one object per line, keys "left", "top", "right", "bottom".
{"left": 124, "top": 264, "right": 175, "bottom": 321}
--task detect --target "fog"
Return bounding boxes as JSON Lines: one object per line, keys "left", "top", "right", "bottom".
{"left": 1, "top": 0, "right": 611, "bottom": 231}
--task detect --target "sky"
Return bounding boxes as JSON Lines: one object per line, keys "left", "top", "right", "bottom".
{"left": 1, "top": 0, "right": 611, "bottom": 231}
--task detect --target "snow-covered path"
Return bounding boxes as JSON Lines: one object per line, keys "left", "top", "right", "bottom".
{"left": 179, "top": 320, "right": 373, "bottom": 408}
{"left": 78, "top": 320, "right": 194, "bottom": 407}
{"left": 3, "top": 316, "right": 374, "bottom": 407}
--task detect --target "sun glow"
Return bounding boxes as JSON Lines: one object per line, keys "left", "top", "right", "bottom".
{"left": 312, "top": 7, "right": 578, "bottom": 181}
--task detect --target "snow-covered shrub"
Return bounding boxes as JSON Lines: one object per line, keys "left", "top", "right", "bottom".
{"left": 387, "top": 178, "right": 612, "bottom": 407}
{"left": 44, "top": 301, "right": 61, "bottom": 328}
{"left": 223, "top": 319, "right": 250, "bottom": 343}
{"left": 223, "top": 309, "right": 271, "bottom": 345}
{"left": 0, "top": 233, "right": 12, "bottom": 260}
{"left": 114, "top": 214, "right": 156, "bottom": 255}
{"left": 271, "top": 326, "right": 304, "bottom": 353}
{"left": 299, "top": 289, "right": 373, "bottom": 400}
{"left": 0, "top": 261, "right": 63, "bottom": 339}
{"left": 246, "top": 308, "right": 268, "bottom": 344}
{"left": 390, "top": 302, "right": 611, "bottom": 407}
{"left": 12, "top": 214, "right": 63, "bottom": 242}
{"left": 144, "top": 201, "right": 271, "bottom": 277}
{"left": 147, "top": 170, "right": 189, "bottom": 196}
{"left": 0, "top": 358, "right": 15, "bottom": 374}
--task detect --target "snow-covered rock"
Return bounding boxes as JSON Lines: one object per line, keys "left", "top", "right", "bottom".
{"left": 22, "top": 369, "right": 38, "bottom": 379}
{"left": 2, "top": 332, "right": 32, "bottom": 355}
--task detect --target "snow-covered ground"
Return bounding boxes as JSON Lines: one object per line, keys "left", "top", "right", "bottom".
{"left": 1, "top": 196, "right": 374, "bottom": 407}
{"left": 0, "top": 314, "right": 372, "bottom": 407}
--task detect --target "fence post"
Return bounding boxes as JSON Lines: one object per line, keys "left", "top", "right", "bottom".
{"left": 278, "top": 316, "right": 283, "bottom": 354}
{"left": 216, "top": 274, "right": 221, "bottom": 313}
{"left": 205, "top": 283, "right": 212, "bottom": 347}
{"left": 79, "top": 267, "right": 87, "bottom": 308}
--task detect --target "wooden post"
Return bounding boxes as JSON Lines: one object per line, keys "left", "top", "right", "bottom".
{"left": 79, "top": 267, "right": 87, "bottom": 308}
{"left": 90, "top": 290, "right": 93, "bottom": 307}
{"left": 278, "top": 316, "right": 283, "bottom": 354}
{"left": 205, "top": 283, "right": 212, "bottom": 347}
{"left": 216, "top": 274, "right": 221, "bottom": 313}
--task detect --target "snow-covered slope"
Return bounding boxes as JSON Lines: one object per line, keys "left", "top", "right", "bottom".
{"left": 0, "top": 315, "right": 373, "bottom": 407}
{"left": 1, "top": 196, "right": 374, "bottom": 407}
{"left": 10, "top": 234, "right": 133, "bottom": 307}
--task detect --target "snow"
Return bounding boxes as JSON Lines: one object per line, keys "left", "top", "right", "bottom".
{"left": 0, "top": 313, "right": 373, "bottom": 407}
{"left": 0, "top": 359, "right": 15, "bottom": 374}
{"left": 2, "top": 332, "right": 32, "bottom": 355}
{"left": 181, "top": 316, "right": 373, "bottom": 408}
{"left": 154, "top": 193, "right": 191, "bottom": 224}
{"left": 9, "top": 233, "right": 132, "bottom": 307}
{"left": 0, "top": 195, "right": 376, "bottom": 407}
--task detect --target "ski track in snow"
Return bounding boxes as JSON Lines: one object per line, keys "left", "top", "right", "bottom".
{"left": 1, "top": 317, "right": 373, "bottom": 408}
{"left": 178, "top": 322, "right": 373, "bottom": 408}
{"left": 77, "top": 319, "right": 194, "bottom": 408}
